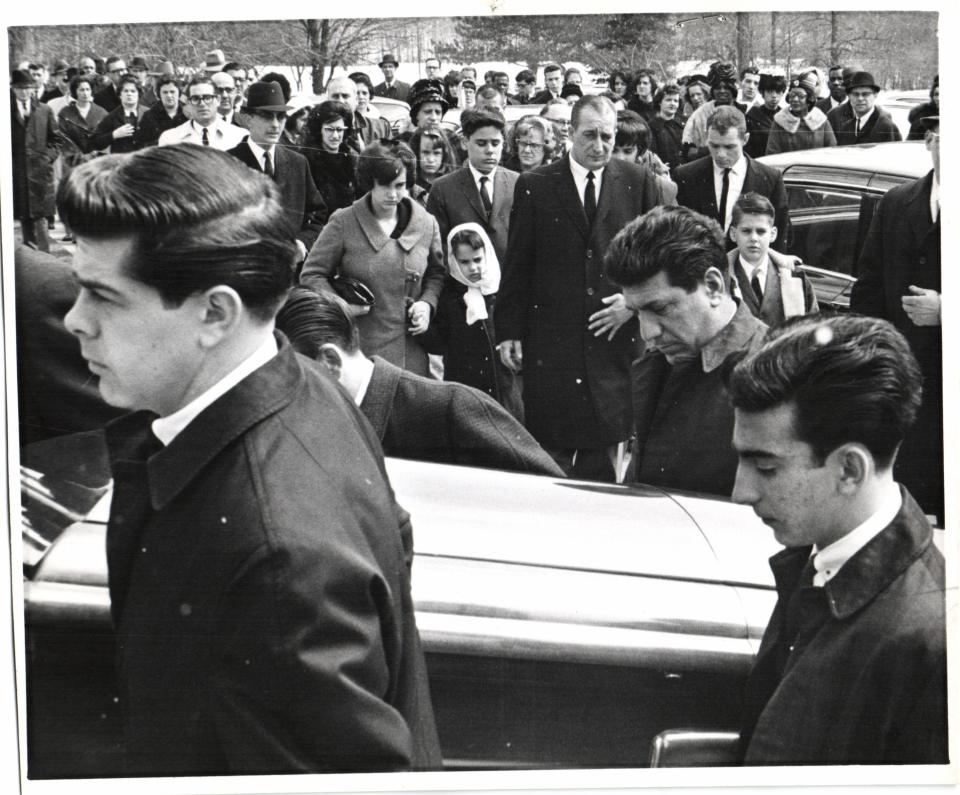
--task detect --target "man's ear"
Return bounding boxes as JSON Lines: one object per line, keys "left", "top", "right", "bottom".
{"left": 743, "top": 131, "right": 750, "bottom": 144}
{"left": 196, "top": 286, "right": 244, "bottom": 348}
{"left": 830, "top": 443, "right": 872, "bottom": 496}
{"left": 317, "top": 343, "right": 343, "bottom": 380}
{"left": 769, "top": 225, "right": 778, "bottom": 243}
{"left": 704, "top": 266, "right": 728, "bottom": 303}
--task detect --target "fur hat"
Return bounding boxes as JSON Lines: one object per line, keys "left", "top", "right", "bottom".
{"left": 408, "top": 77, "right": 448, "bottom": 120}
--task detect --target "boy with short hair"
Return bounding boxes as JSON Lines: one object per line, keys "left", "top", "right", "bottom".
{"left": 613, "top": 110, "right": 677, "bottom": 204}
{"left": 727, "top": 192, "right": 818, "bottom": 324}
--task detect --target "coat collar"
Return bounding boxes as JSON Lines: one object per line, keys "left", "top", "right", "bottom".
{"left": 768, "top": 486, "right": 936, "bottom": 620}
{"left": 357, "top": 355, "right": 401, "bottom": 439}
{"left": 105, "top": 333, "right": 305, "bottom": 511}
{"left": 353, "top": 194, "right": 424, "bottom": 253}
{"left": 773, "top": 106, "right": 829, "bottom": 132}
{"left": 700, "top": 298, "right": 767, "bottom": 373}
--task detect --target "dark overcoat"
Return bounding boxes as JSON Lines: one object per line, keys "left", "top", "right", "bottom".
{"left": 89, "top": 103, "right": 150, "bottom": 153}
{"left": 827, "top": 104, "right": 902, "bottom": 145}
{"left": 11, "top": 93, "right": 61, "bottom": 220}
{"left": 228, "top": 140, "right": 328, "bottom": 252}
{"left": 496, "top": 155, "right": 660, "bottom": 449}
{"left": 740, "top": 489, "right": 947, "bottom": 765}
{"left": 104, "top": 339, "right": 441, "bottom": 775}
{"left": 850, "top": 171, "right": 942, "bottom": 520}
{"left": 360, "top": 355, "right": 562, "bottom": 476}
{"left": 56, "top": 101, "right": 109, "bottom": 161}
{"left": 674, "top": 154, "right": 790, "bottom": 249}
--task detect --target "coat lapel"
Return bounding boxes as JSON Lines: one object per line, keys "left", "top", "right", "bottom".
{"left": 456, "top": 167, "right": 488, "bottom": 223}
{"left": 556, "top": 157, "right": 589, "bottom": 239}
{"left": 593, "top": 160, "right": 619, "bottom": 230}
{"left": 358, "top": 356, "right": 402, "bottom": 440}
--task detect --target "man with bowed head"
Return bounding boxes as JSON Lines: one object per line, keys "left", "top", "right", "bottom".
{"left": 497, "top": 94, "right": 661, "bottom": 481}
{"left": 58, "top": 145, "right": 440, "bottom": 775}
{"left": 730, "top": 314, "right": 946, "bottom": 765}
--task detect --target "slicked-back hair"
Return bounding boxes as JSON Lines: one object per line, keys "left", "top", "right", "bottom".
{"left": 571, "top": 94, "right": 616, "bottom": 129}
{"left": 461, "top": 108, "right": 505, "bottom": 138}
{"left": 605, "top": 206, "right": 726, "bottom": 293}
{"left": 706, "top": 105, "right": 748, "bottom": 139}
{"left": 57, "top": 146, "right": 296, "bottom": 323}
{"left": 185, "top": 73, "right": 214, "bottom": 95}
{"left": 731, "top": 191, "right": 776, "bottom": 226}
{"left": 357, "top": 141, "right": 417, "bottom": 194}
{"left": 728, "top": 315, "right": 922, "bottom": 468}
{"left": 275, "top": 287, "right": 360, "bottom": 357}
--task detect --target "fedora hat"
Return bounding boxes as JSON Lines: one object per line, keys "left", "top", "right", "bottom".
{"left": 846, "top": 71, "right": 880, "bottom": 93}
{"left": 379, "top": 54, "right": 399, "bottom": 68}
{"left": 204, "top": 49, "right": 226, "bottom": 72}
{"left": 149, "top": 60, "right": 176, "bottom": 77}
{"left": 11, "top": 69, "right": 36, "bottom": 88}
{"left": 129, "top": 56, "right": 149, "bottom": 71}
{"left": 243, "top": 80, "right": 293, "bottom": 112}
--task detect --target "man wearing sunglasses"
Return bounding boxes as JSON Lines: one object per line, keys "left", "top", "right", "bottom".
{"left": 158, "top": 74, "right": 247, "bottom": 150}
{"left": 228, "top": 81, "right": 327, "bottom": 264}
{"left": 93, "top": 56, "right": 128, "bottom": 112}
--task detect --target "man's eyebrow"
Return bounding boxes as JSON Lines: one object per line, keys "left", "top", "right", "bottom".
{"left": 735, "top": 448, "right": 780, "bottom": 460}
{"left": 74, "top": 275, "right": 123, "bottom": 296}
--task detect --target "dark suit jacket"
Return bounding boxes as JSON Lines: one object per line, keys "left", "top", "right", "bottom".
{"left": 426, "top": 165, "right": 518, "bottom": 266}
{"left": 674, "top": 154, "right": 790, "bottom": 250}
{"left": 529, "top": 89, "right": 560, "bottom": 105}
{"left": 15, "top": 245, "right": 125, "bottom": 445}
{"left": 11, "top": 94, "right": 61, "bottom": 220}
{"left": 361, "top": 356, "right": 562, "bottom": 475}
{"left": 828, "top": 104, "right": 902, "bottom": 145}
{"left": 497, "top": 155, "right": 660, "bottom": 448}
{"left": 93, "top": 82, "right": 121, "bottom": 112}
{"left": 373, "top": 80, "right": 410, "bottom": 102}
{"left": 851, "top": 171, "right": 941, "bottom": 519}
{"left": 740, "top": 489, "right": 947, "bottom": 764}
{"left": 228, "top": 140, "right": 327, "bottom": 252}
{"left": 104, "top": 338, "right": 441, "bottom": 775}
{"left": 90, "top": 104, "right": 149, "bottom": 152}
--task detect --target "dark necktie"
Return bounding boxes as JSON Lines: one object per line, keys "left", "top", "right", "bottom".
{"left": 584, "top": 171, "right": 597, "bottom": 226}
{"left": 263, "top": 151, "right": 274, "bottom": 178}
{"left": 479, "top": 176, "right": 493, "bottom": 218}
{"left": 855, "top": 117, "right": 861, "bottom": 140}
{"left": 751, "top": 270, "right": 763, "bottom": 299}
{"left": 201, "top": 127, "right": 209, "bottom": 146}
{"left": 717, "top": 167, "right": 731, "bottom": 229}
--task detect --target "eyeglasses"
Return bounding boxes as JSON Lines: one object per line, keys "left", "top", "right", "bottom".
{"left": 188, "top": 94, "right": 217, "bottom": 105}
{"left": 214, "top": 86, "right": 236, "bottom": 95}
{"left": 517, "top": 141, "right": 544, "bottom": 151}
{"left": 322, "top": 125, "right": 347, "bottom": 135}
{"left": 109, "top": 68, "right": 128, "bottom": 74}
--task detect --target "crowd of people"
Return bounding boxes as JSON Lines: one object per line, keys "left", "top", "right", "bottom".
{"left": 12, "top": 41, "right": 945, "bottom": 776}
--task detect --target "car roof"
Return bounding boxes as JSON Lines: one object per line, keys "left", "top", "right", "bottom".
{"left": 759, "top": 141, "right": 930, "bottom": 180}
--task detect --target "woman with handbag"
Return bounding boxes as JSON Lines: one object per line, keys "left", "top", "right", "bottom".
{"left": 300, "top": 142, "right": 445, "bottom": 376}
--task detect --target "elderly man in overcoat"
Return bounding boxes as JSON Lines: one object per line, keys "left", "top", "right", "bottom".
{"left": 497, "top": 94, "right": 661, "bottom": 480}
{"left": 11, "top": 69, "right": 61, "bottom": 251}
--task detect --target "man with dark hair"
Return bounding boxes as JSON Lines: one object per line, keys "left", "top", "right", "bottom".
{"left": 816, "top": 64, "right": 846, "bottom": 114}
{"left": 513, "top": 69, "right": 536, "bottom": 104}
{"left": 498, "top": 95, "right": 660, "bottom": 481}
{"left": 744, "top": 74, "right": 786, "bottom": 158}
{"left": 730, "top": 314, "right": 946, "bottom": 765}
{"left": 423, "top": 56, "right": 441, "bottom": 80}
{"left": 531, "top": 63, "right": 564, "bottom": 104}
{"left": 158, "top": 74, "right": 247, "bottom": 150}
{"left": 475, "top": 84, "right": 506, "bottom": 113}
{"left": 605, "top": 205, "right": 767, "bottom": 494}
{"left": 58, "top": 145, "right": 440, "bottom": 775}
{"left": 493, "top": 71, "right": 513, "bottom": 102}
{"left": 675, "top": 106, "right": 789, "bottom": 249}
{"left": 851, "top": 116, "right": 942, "bottom": 524}
{"left": 137, "top": 74, "right": 186, "bottom": 148}
{"left": 828, "top": 71, "right": 902, "bottom": 145}
{"left": 93, "top": 55, "right": 127, "bottom": 111}
{"left": 276, "top": 288, "right": 562, "bottom": 475}
{"left": 738, "top": 65, "right": 761, "bottom": 107}
{"left": 228, "top": 81, "right": 327, "bottom": 264}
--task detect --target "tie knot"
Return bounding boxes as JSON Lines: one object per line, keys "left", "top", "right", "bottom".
{"left": 723, "top": 167, "right": 731, "bottom": 176}
{"left": 586, "top": 171, "right": 595, "bottom": 182}
{"left": 480, "top": 176, "right": 488, "bottom": 185}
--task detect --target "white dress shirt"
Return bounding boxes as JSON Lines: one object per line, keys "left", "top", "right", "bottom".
{"left": 853, "top": 105, "right": 876, "bottom": 133}
{"left": 158, "top": 117, "right": 247, "bottom": 150}
{"left": 467, "top": 162, "right": 498, "bottom": 205}
{"left": 152, "top": 334, "right": 278, "bottom": 445}
{"left": 738, "top": 253, "right": 769, "bottom": 296}
{"left": 811, "top": 480, "right": 902, "bottom": 587}
{"left": 713, "top": 154, "right": 748, "bottom": 232}
{"left": 245, "top": 138, "right": 276, "bottom": 174}
{"left": 569, "top": 156, "right": 604, "bottom": 209}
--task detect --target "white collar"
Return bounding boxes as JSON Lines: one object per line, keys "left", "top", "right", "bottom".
{"left": 931, "top": 173, "right": 940, "bottom": 221}
{"left": 812, "top": 480, "right": 902, "bottom": 586}
{"left": 353, "top": 356, "right": 376, "bottom": 406}
{"left": 569, "top": 154, "right": 604, "bottom": 182}
{"left": 713, "top": 154, "right": 747, "bottom": 178}
{"left": 246, "top": 137, "right": 275, "bottom": 166}
{"left": 854, "top": 105, "right": 876, "bottom": 126}
{"left": 738, "top": 252, "right": 770, "bottom": 280}
{"left": 467, "top": 161, "right": 498, "bottom": 188}
{"left": 152, "top": 334, "right": 278, "bottom": 445}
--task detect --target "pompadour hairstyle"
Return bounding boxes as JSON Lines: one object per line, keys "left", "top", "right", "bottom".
{"left": 275, "top": 287, "right": 360, "bottom": 356}
{"left": 57, "top": 146, "right": 296, "bottom": 322}
{"left": 604, "top": 206, "right": 726, "bottom": 293}
{"left": 728, "top": 314, "right": 922, "bottom": 468}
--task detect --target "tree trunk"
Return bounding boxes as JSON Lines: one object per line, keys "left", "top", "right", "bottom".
{"left": 736, "top": 12, "right": 749, "bottom": 69}
{"left": 770, "top": 12, "right": 778, "bottom": 64}
{"left": 830, "top": 11, "right": 841, "bottom": 64}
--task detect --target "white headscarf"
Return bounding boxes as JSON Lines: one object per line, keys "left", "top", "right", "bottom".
{"left": 446, "top": 222, "right": 500, "bottom": 325}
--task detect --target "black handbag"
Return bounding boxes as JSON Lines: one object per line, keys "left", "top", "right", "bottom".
{"left": 330, "top": 274, "right": 376, "bottom": 307}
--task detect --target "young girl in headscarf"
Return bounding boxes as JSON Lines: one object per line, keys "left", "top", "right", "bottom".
{"left": 421, "top": 222, "right": 523, "bottom": 420}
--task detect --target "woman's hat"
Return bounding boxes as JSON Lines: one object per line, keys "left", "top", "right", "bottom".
{"left": 244, "top": 81, "right": 294, "bottom": 113}
{"left": 408, "top": 78, "right": 449, "bottom": 119}
{"left": 758, "top": 73, "right": 787, "bottom": 93}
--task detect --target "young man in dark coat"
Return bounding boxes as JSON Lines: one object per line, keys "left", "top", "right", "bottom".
{"left": 276, "top": 288, "right": 563, "bottom": 476}
{"left": 851, "top": 116, "right": 942, "bottom": 524}
{"left": 11, "top": 69, "right": 61, "bottom": 251}
{"left": 605, "top": 206, "right": 767, "bottom": 496}
{"left": 58, "top": 145, "right": 441, "bottom": 775}
{"left": 497, "top": 95, "right": 662, "bottom": 481}
{"left": 827, "top": 71, "right": 902, "bottom": 145}
{"left": 729, "top": 314, "right": 946, "bottom": 765}
{"left": 228, "top": 81, "right": 327, "bottom": 266}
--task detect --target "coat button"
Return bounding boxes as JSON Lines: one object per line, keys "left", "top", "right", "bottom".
{"left": 586, "top": 249, "right": 593, "bottom": 259}
{"left": 586, "top": 287, "right": 595, "bottom": 296}
{"left": 919, "top": 256, "right": 926, "bottom": 265}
